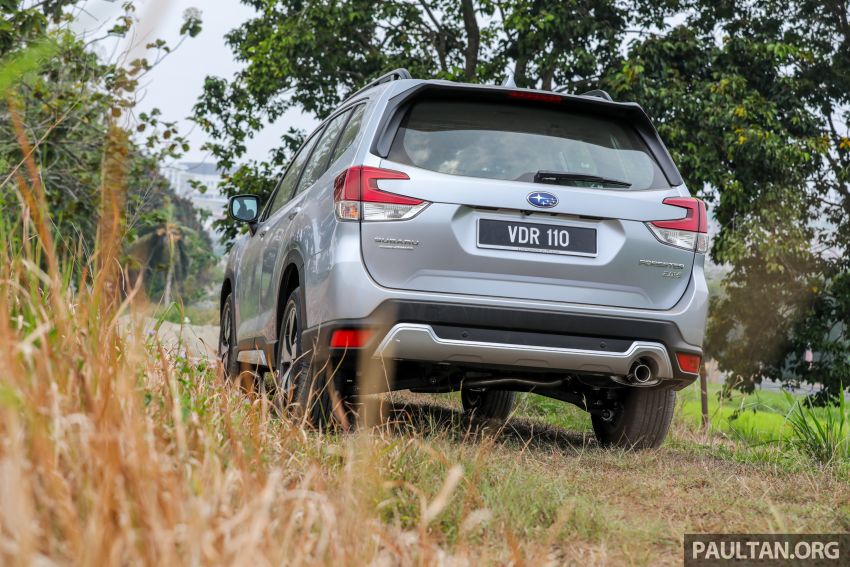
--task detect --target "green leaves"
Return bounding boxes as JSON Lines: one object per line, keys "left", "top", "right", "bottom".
{"left": 1, "top": 3, "right": 211, "bottom": 293}
{"left": 0, "top": 37, "right": 58, "bottom": 92}
{"left": 625, "top": 1, "right": 850, "bottom": 400}
{"left": 180, "top": 8, "right": 203, "bottom": 38}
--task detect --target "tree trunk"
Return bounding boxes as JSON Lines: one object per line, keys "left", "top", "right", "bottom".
{"left": 514, "top": 55, "right": 528, "bottom": 87}
{"left": 163, "top": 236, "right": 175, "bottom": 305}
{"left": 163, "top": 261, "right": 174, "bottom": 305}
{"left": 461, "top": 0, "right": 479, "bottom": 80}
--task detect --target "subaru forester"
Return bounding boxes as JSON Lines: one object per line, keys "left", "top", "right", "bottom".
{"left": 219, "top": 70, "right": 709, "bottom": 449}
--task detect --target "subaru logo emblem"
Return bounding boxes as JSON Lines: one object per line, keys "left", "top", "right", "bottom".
{"left": 527, "top": 191, "right": 558, "bottom": 208}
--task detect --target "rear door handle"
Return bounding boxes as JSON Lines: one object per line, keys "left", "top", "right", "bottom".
{"left": 288, "top": 207, "right": 302, "bottom": 220}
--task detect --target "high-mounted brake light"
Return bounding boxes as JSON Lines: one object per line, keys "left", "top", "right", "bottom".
{"left": 647, "top": 197, "right": 709, "bottom": 253}
{"left": 507, "top": 91, "right": 562, "bottom": 104}
{"left": 333, "top": 166, "right": 429, "bottom": 221}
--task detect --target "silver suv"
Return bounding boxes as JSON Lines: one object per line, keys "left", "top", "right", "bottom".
{"left": 219, "top": 70, "right": 709, "bottom": 449}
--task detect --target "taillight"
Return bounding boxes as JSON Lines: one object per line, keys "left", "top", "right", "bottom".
{"left": 333, "top": 166, "right": 429, "bottom": 221}
{"left": 647, "top": 197, "right": 709, "bottom": 253}
{"left": 676, "top": 352, "right": 701, "bottom": 374}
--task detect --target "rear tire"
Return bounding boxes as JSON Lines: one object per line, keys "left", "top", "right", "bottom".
{"left": 461, "top": 388, "right": 515, "bottom": 421}
{"left": 591, "top": 387, "right": 676, "bottom": 449}
{"left": 219, "top": 293, "right": 240, "bottom": 380}
{"left": 276, "top": 288, "right": 346, "bottom": 429}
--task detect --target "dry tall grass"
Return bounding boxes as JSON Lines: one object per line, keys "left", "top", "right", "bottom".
{"left": 0, "top": 103, "right": 516, "bottom": 567}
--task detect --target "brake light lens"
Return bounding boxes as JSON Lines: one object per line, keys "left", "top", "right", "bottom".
{"left": 333, "top": 166, "right": 429, "bottom": 221}
{"left": 676, "top": 352, "right": 702, "bottom": 374}
{"left": 329, "top": 329, "right": 373, "bottom": 348}
{"left": 506, "top": 91, "right": 562, "bottom": 103}
{"left": 647, "top": 197, "right": 709, "bottom": 253}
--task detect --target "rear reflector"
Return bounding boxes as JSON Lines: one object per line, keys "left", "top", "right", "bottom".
{"left": 333, "top": 166, "right": 429, "bottom": 221}
{"left": 676, "top": 352, "right": 702, "bottom": 374}
{"left": 647, "top": 197, "right": 709, "bottom": 253}
{"left": 329, "top": 329, "right": 373, "bottom": 348}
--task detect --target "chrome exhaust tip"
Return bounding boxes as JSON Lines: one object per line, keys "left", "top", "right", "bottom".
{"left": 628, "top": 361, "right": 653, "bottom": 384}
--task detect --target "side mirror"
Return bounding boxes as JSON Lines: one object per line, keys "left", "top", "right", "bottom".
{"left": 228, "top": 194, "right": 260, "bottom": 224}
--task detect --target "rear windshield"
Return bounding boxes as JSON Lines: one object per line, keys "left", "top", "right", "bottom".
{"left": 387, "top": 100, "right": 668, "bottom": 190}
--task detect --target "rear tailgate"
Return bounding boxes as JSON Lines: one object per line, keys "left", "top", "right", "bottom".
{"left": 360, "top": 91, "right": 695, "bottom": 311}
{"left": 361, "top": 166, "right": 694, "bottom": 310}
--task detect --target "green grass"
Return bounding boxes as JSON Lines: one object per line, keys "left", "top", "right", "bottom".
{"left": 514, "top": 392, "right": 592, "bottom": 432}
{"left": 500, "top": 388, "right": 850, "bottom": 479}
{"left": 786, "top": 390, "right": 850, "bottom": 464}
{"left": 677, "top": 383, "right": 841, "bottom": 444}
{"left": 437, "top": 392, "right": 593, "bottom": 432}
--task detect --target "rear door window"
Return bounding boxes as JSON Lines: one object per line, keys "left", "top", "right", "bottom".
{"left": 329, "top": 104, "right": 366, "bottom": 167}
{"left": 296, "top": 109, "right": 351, "bottom": 195}
{"left": 266, "top": 133, "right": 320, "bottom": 217}
{"left": 387, "top": 100, "right": 668, "bottom": 190}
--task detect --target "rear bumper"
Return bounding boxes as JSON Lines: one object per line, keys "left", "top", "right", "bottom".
{"left": 374, "top": 323, "right": 675, "bottom": 378}
{"left": 302, "top": 299, "right": 701, "bottom": 388}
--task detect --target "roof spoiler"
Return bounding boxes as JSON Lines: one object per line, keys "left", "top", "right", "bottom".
{"left": 349, "top": 69, "right": 614, "bottom": 103}
{"left": 580, "top": 89, "right": 613, "bottom": 102}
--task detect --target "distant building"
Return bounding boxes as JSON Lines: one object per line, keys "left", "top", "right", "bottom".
{"left": 162, "top": 162, "right": 228, "bottom": 241}
{"left": 163, "top": 161, "right": 221, "bottom": 196}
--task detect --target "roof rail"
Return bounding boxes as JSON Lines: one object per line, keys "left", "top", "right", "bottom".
{"left": 580, "top": 89, "right": 613, "bottom": 101}
{"left": 345, "top": 68, "right": 412, "bottom": 102}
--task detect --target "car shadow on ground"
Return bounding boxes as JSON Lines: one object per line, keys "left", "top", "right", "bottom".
{"left": 377, "top": 396, "right": 594, "bottom": 453}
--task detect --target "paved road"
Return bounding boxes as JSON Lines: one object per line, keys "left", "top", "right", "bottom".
{"left": 125, "top": 318, "right": 220, "bottom": 362}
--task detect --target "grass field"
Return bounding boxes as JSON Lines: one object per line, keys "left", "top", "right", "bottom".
{"left": 677, "top": 383, "right": 845, "bottom": 446}
{"left": 3, "top": 224, "right": 848, "bottom": 565}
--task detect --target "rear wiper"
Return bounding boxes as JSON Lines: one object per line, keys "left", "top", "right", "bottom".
{"left": 533, "top": 170, "right": 632, "bottom": 188}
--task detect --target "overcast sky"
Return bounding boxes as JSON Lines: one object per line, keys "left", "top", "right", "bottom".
{"left": 73, "top": 0, "right": 318, "bottom": 166}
